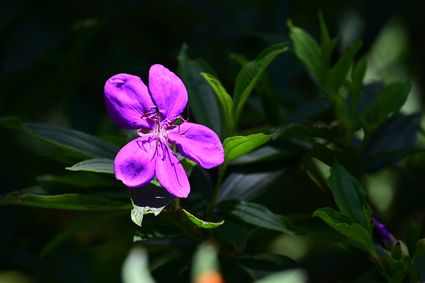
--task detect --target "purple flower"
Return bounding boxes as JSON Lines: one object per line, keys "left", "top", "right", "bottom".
{"left": 371, "top": 216, "right": 396, "bottom": 249}
{"left": 104, "top": 64, "right": 224, "bottom": 198}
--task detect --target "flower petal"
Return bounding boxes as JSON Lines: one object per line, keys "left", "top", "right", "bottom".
{"left": 105, "top": 73, "right": 155, "bottom": 129}
{"left": 155, "top": 142, "right": 190, "bottom": 198}
{"left": 168, "top": 122, "right": 224, "bottom": 169}
{"left": 149, "top": 64, "right": 188, "bottom": 120}
{"left": 114, "top": 136, "right": 156, "bottom": 188}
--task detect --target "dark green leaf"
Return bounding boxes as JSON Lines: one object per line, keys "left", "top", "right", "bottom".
{"left": 216, "top": 220, "right": 248, "bottom": 253}
{"left": 233, "top": 42, "right": 288, "bottom": 124}
{"left": 361, "top": 82, "right": 411, "bottom": 132}
{"left": 224, "top": 133, "right": 272, "bottom": 165}
{"left": 328, "top": 163, "right": 371, "bottom": 229}
{"left": 25, "top": 123, "right": 118, "bottom": 159}
{"left": 181, "top": 209, "right": 224, "bottom": 229}
{"left": 37, "top": 173, "right": 113, "bottom": 188}
{"left": 0, "top": 187, "right": 130, "bottom": 210}
{"left": 313, "top": 208, "right": 375, "bottom": 254}
{"left": 326, "top": 42, "right": 361, "bottom": 94}
{"left": 364, "top": 114, "right": 420, "bottom": 172}
{"left": 226, "top": 201, "right": 301, "bottom": 235}
{"left": 1, "top": 117, "right": 119, "bottom": 159}
{"left": 200, "top": 72, "right": 234, "bottom": 137}
{"left": 217, "top": 170, "right": 283, "bottom": 203}
{"left": 177, "top": 44, "right": 222, "bottom": 137}
{"left": 288, "top": 21, "right": 321, "bottom": 80}
{"left": 414, "top": 239, "right": 425, "bottom": 281}
{"left": 66, "top": 158, "right": 114, "bottom": 174}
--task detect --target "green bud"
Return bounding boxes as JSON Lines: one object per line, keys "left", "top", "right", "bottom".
{"left": 391, "top": 240, "right": 409, "bottom": 260}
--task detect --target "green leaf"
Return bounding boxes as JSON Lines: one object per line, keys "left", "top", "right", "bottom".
{"left": 361, "top": 82, "right": 411, "bottom": 132}
{"left": 226, "top": 201, "right": 301, "bottom": 235}
{"left": 181, "top": 208, "right": 224, "bottom": 229}
{"left": 131, "top": 203, "right": 166, "bottom": 227}
{"left": 37, "top": 173, "right": 113, "bottom": 188}
{"left": 288, "top": 20, "right": 321, "bottom": 80}
{"left": 255, "top": 270, "right": 307, "bottom": 283}
{"left": 0, "top": 116, "right": 23, "bottom": 129}
{"left": 200, "top": 72, "right": 234, "bottom": 137}
{"left": 233, "top": 42, "right": 288, "bottom": 124}
{"left": 328, "top": 163, "right": 371, "bottom": 229}
{"left": 177, "top": 44, "right": 222, "bottom": 137}
{"left": 349, "top": 57, "right": 367, "bottom": 107}
{"left": 224, "top": 133, "right": 272, "bottom": 165}
{"left": 217, "top": 170, "right": 283, "bottom": 203}
{"left": 122, "top": 247, "right": 156, "bottom": 283}
{"left": 66, "top": 158, "right": 114, "bottom": 174}
{"left": 325, "top": 42, "right": 362, "bottom": 94}
{"left": 192, "top": 243, "right": 221, "bottom": 283}
{"left": 414, "top": 239, "right": 425, "bottom": 281}
{"left": 318, "top": 12, "right": 336, "bottom": 73}
{"left": 216, "top": 220, "right": 248, "bottom": 253}
{"left": 0, "top": 187, "right": 131, "bottom": 210}
{"left": 313, "top": 208, "right": 375, "bottom": 254}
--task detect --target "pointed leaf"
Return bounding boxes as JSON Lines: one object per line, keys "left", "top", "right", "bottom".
{"left": 314, "top": 208, "right": 374, "bottom": 254}
{"left": 217, "top": 170, "right": 283, "bottom": 203}
{"left": 66, "top": 158, "right": 114, "bottom": 174}
{"left": 200, "top": 72, "right": 234, "bottom": 137}
{"left": 177, "top": 44, "right": 222, "bottom": 136}
{"left": 328, "top": 164, "right": 372, "bottom": 229}
{"left": 361, "top": 82, "right": 411, "bottom": 132}
{"left": 0, "top": 187, "right": 130, "bottom": 210}
{"left": 233, "top": 42, "right": 288, "bottom": 123}
{"left": 288, "top": 21, "right": 321, "bottom": 80}
{"left": 181, "top": 209, "right": 224, "bottom": 229}
{"left": 224, "top": 133, "right": 272, "bottom": 165}
{"left": 225, "top": 201, "right": 301, "bottom": 235}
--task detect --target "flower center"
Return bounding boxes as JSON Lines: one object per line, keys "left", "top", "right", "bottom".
{"left": 137, "top": 107, "right": 175, "bottom": 145}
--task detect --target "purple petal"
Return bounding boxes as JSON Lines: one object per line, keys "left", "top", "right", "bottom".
{"left": 114, "top": 136, "right": 156, "bottom": 188}
{"left": 148, "top": 64, "right": 188, "bottom": 120}
{"left": 168, "top": 122, "right": 224, "bottom": 169}
{"left": 155, "top": 142, "right": 190, "bottom": 198}
{"left": 105, "top": 73, "right": 155, "bottom": 129}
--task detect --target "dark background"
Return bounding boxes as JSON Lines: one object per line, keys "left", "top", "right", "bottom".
{"left": 1, "top": 0, "right": 425, "bottom": 282}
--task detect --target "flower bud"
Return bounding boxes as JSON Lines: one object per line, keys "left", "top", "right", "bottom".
{"left": 391, "top": 240, "right": 409, "bottom": 260}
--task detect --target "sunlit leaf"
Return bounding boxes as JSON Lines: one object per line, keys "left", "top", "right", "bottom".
{"left": 181, "top": 209, "right": 224, "bottom": 229}
{"left": 224, "top": 133, "right": 272, "bottom": 165}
